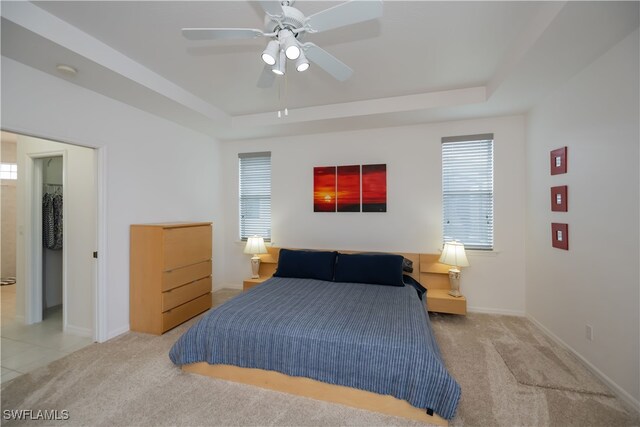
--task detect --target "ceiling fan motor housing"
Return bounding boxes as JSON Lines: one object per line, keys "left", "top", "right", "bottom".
{"left": 264, "top": 5, "right": 306, "bottom": 39}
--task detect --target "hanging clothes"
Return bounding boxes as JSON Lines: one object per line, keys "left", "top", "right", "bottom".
{"left": 52, "top": 193, "right": 63, "bottom": 250}
{"left": 43, "top": 193, "right": 55, "bottom": 249}
{"left": 43, "top": 190, "right": 63, "bottom": 250}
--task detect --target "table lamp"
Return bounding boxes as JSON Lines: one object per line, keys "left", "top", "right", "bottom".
{"left": 244, "top": 236, "right": 267, "bottom": 279}
{"left": 439, "top": 241, "right": 470, "bottom": 298}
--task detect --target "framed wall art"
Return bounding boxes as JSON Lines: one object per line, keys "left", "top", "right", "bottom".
{"left": 362, "top": 164, "right": 387, "bottom": 212}
{"left": 337, "top": 165, "right": 360, "bottom": 212}
{"left": 313, "top": 166, "right": 336, "bottom": 212}
{"left": 551, "top": 185, "right": 568, "bottom": 212}
{"left": 551, "top": 223, "right": 569, "bottom": 250}
{"left": 550, "top": 147, "right": 567, "bottom": 175}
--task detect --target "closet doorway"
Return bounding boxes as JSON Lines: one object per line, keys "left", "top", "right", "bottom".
{"left": 20, "top": 134, "right": 97, "bottom": 335}
{"left": 1, "top": 132, "right": 97, "bottom": 383}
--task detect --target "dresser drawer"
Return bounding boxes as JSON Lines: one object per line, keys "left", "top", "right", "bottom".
{"left": 162, "top": 260, "right": 211, "bottom": 292}
{"left": 163, "top": 225, "right": 212, "bottom": 271}
{"left": 162, "top": 293, "right": 211, "bottom": 332}
{"left": 162, "top": 277, "right": 211, "bottom": 312}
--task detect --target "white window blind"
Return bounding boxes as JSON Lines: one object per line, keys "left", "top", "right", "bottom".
{"left": 442, "top": 134, "right": 494, "bottom": 250}
{"left": 239, "top": 152, "right": 271, "bottom": 241}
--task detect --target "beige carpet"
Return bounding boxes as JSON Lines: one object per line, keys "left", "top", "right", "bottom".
{"left": 1, "top": 290, "right": 638, "bottom": 426}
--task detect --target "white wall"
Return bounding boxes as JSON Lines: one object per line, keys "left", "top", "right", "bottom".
{"left": 526, "top": 29, "right": 639, "bottom": 407}
{"left": 2, "top": 57, "right": 224, "bottom": 340}
{"left": 221, "top": 115, "right": 527, "bottom": 315}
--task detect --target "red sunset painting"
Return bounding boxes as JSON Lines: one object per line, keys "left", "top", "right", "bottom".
{"left": 362, "top": 164, "right": 387, "bottom": 212}
{"left": 313, "top": 166, "right": 336, "bottom": 212}
{"left": 337, "top": 165, "right": 360, "bottom": 212}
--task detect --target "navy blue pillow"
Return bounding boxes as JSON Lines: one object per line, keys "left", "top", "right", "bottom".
{"left": 334, "top": 253, "right": 404, "bottom": 287}
{"left": 273, "top": 249, "right": 337, "bottom": 282}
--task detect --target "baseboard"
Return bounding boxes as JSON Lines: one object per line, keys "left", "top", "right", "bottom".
{"left": 64, "top": 324, "right": 92, "bottom": 338}
{"left": 106, "top": 325, "right": 130, "bottom": 341}
{"left": 214, "top": 283, "right": 242, "bottom": 291}
{"left": 526, "top": 314, "right": 640, "bottom": 414}
{"left": 467, "top": 306, "right": 525, "bottom": 316}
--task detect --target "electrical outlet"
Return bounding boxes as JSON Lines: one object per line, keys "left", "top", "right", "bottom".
{"left": 585, "top": 324, "right": 593, "bottom": 341}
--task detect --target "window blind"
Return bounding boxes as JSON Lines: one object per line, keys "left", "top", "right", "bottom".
{"left": 442, "top": 134, "right": 494, "bottom": 250}
{"left": 239, "top": 152, "right": 271, "bottom": 241}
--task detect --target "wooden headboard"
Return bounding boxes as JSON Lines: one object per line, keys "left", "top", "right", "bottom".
{"left": 258, "top": 247, "right": 450, "bottom": 290}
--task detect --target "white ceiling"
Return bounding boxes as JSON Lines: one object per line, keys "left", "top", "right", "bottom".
{"left": 2, "top": 1, "right": 639, "bottom": 140}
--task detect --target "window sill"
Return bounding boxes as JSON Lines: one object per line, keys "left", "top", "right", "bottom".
{"left": 466, "top": 250, "right": 500, "bottom": 257}
{"left": 437, "top": 248, "right": 500, "bottom": 258}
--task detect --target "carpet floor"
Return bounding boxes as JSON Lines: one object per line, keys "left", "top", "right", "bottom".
{"left": 1, "top": 289, "right": 638, "bottom": 426}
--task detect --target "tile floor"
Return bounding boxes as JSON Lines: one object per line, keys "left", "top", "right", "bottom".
{"left": 1, "top": 283, "right": 93, "bottom": 384}
{"left": 0, "top": 285, "right": 238, "bottom": 384}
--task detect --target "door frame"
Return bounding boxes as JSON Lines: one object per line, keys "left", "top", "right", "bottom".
{"left": 24, "top": 151, "right": 68, "bottom": 327}
{"left": 11, "top": 129, "right": 106, "bottom": 342}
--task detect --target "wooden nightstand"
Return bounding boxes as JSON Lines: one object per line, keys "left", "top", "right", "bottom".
{"left": 426, "top": 289, "right": 467, "bottom": 315}
{"left": 243, "top": 277, "right": 269, "bottom": 292}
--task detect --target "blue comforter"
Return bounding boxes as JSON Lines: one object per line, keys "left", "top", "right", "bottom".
{"left": 169, "top": 277, "right": 461, "bottom": 420}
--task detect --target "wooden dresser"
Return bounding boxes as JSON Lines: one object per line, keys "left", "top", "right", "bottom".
{"left": 130, "top": 222, "right": 212, "bottom": 334}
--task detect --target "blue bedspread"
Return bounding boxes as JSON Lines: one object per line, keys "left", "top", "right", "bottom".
{"left": 169, "top": 277, "right": 461, "bottom": 420}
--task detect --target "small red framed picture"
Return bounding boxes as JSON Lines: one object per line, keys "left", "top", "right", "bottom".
{"left": 550, "top": 147, "right": 567, "bottom": 175}
{"left": 551, "top": 185, "right": 568, "bottom": 212}
{"left": 552, "top": 223, "right": 569, "bottom": 250}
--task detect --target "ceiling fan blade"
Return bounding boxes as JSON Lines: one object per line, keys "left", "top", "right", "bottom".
{"left": 182, "top": 28, "right": 264, "bottom": 41}
{"left": 305, "top": 0, "right": 383, "bottom": 33}
{"left": 258, "top": 1, "right": 285, "bottom": 18}
{"left": 257, "top": 66, "right": 276, "bottom": 88}
{"left": 303, "top": 43, "right": 353, "bottom": 82}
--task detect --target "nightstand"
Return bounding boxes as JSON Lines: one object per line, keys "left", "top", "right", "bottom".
{"left": 426, "top": 289, "right": 467, "bottom": 315}
{"left": 243, "top": 277, "right": 269, "bottom": 292}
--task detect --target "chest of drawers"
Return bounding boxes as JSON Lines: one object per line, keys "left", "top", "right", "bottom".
{"left": 130, "top": 222, "right": 212, "bottom": 334}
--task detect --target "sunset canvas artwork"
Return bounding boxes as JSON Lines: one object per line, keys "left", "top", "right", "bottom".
{"left": 362, "top": 164, "right": 387, "bottom": 212}
{"left": 313, "top": 166, "right": 337, "bottom": 212}
{"left": 337, "top": 165, "right": 360, "bottom": 212}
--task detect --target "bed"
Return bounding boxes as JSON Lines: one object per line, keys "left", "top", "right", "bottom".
{"left": 170, "top": 250, "right": 461, "bottom": 425}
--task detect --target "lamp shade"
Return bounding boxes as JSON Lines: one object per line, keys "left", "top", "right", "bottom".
{"left": 271, "top": 49, "right": 286, "bottom": 75}
{"left": 439, "top": 241, "right": 469, "bottom": 267}
{"left": 244, "top": 236, "right": 267, "bottom": 255}
{"left": 295, "top": 51, "right": 309, "bottom": 72}
{"left": 280, "top": 29, "right": 300, "bottom": 60}
{"left": 261, "top": 40, "right": 279, "bottom": 66}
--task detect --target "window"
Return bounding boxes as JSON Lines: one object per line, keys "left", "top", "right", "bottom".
{"left": 239, "top": 152, "right": 271, "bottom": 241}
{"left": 442, "top": 134, "right": 494, "bottom": 250}
{"left": 0, "top": 163, "right": 17, "bottom": 180}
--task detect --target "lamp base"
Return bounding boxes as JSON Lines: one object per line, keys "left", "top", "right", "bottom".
{"left": 250, "top": 256, "right": 261, "bottom": 279}
{"left": 447, "top": 267, "right": 463, "bottom": 298}
{"left": 448, "top": 289, "right": 462, "bottom": 298}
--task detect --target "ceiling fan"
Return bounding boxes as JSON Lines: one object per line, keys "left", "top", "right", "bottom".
{"left": 182, "top": 0, "right": 383, "bottom": 87}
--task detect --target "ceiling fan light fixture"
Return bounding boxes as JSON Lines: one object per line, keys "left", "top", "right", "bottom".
{"left": 272, "top": 49, "right": 286, "bottom": 75}
{"left": 295, "top": 52, "right": 309, "bottom": 72}
{"left": 285, "top": 44, "right": 300, "bottom": 60}
{"left": 261, "top": 40, "right": 279, "bottom": 65}
{"left": 279, "top": 29, "right": 300, "bottom": 60}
